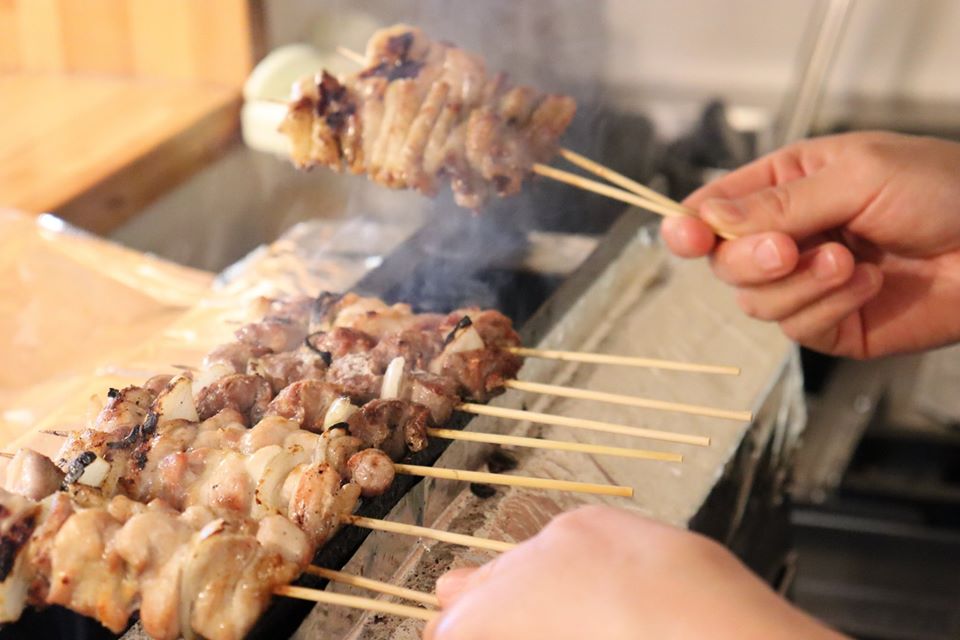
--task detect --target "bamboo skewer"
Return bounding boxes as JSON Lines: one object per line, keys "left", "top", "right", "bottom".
{"left": 427, "top": 427, "right": 682, "bottom": 462}
{"left": 546, "top": 155, "right": 742, "bottom": 239}
{"left": 557, "top": 148, "right": 687, "bottom": 213}
{"left": 344, "top": 514, "right": 516, "bottom": 552}
{"left": 34, "top": 431, "right": 637, "bottom": 494}
{"left": 507, "top": 346, "right": 739, "bottom": 376}
{"left": 275, "top": 585, "right": 437, "bottom": 622}
{"left": 395, "top": 463, "right": 633, "bottom": 497}
{"left": 531, "top": 163, "right": 684, "bottom": 219}
{"left": 503, "top": 380, "right": 753, "bottom": 422}
{"left": 40, "top": 429, "right": 71, "bottom": 437}
{"left": 305, "top": 566, "right": 439, "bottom": 607}
{"left": 457, "top": 403, "right": 709, "bottom": 447}
{"left": 336, "top": 45, "right": 367, "bottom": 66}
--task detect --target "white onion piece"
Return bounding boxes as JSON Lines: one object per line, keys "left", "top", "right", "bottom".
{"left": 285, "top": 430, "right": 321, "bottom": 452}
{"left": 445, "top": 326, "right": 485, "bottom": 354}
{"left": 429, "top": 325, "right": 485, "bottom": 374}
{"left": 243, "top": 444, "right": 283, "bottom": 493}
{"left": 155, "top": 375, "right": 198, "bottom": 424}
{"left": 191, "top": 362, "right": 233, "bottom": 396}
{"left": 380, "top": 357, "right": 406, "bottom": 400}
{"left": 323, "top": 396, "right": 359, "bottom": 430}
{"left": 77, "top": 456, "right": 110, "bottom": 487}
{"left": 254, "top": 448, "right": 309, "bottom": 518}
{"left": 311, "top": 430, "right": 335, "bottom": 465}
{"left": 280, "top": 464, "right": 307, "bottom": 508}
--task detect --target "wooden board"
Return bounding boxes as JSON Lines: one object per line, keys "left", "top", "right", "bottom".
{"left": 0, "top": 74, "right": 240, "bottom": 233}
{"left": 0, "top": 0, "right": 259, "bottom": 85}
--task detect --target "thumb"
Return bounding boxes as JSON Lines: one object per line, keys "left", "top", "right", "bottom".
{"left": 699, "top": 166, "right": 865, "bottom": 240}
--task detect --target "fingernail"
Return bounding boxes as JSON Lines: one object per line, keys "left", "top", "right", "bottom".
{"left": 701, "top": 199, "right": 743, "bottom": 225}
{"left": 812, "top": 249, "right": 839, "bottom": 280}
{"left": 753, "top": 238, "right": 784, "bottom": 271}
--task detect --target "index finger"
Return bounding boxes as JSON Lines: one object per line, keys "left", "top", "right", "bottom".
{"left": 683, "top": 140, "right": 816, "bottom": 209}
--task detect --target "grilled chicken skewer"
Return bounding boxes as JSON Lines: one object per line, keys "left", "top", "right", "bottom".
{"left": 0, "top": 487, "right": 305, "bottom": 639}
{"left": 280, "top": 24, "right": 577, "bottom": 209}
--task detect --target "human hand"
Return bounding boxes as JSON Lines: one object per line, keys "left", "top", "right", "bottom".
{"left": 423, "top": 505, "right": 843, "bottom": 640}
{"left": 660, "top": 131, "right": 960, "bottom": 359}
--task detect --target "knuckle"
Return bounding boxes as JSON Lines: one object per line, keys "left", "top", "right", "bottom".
{"left": 759, "top": 185, "right": 793, "bottom": 224}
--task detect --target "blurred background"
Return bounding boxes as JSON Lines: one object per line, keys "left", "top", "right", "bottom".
{"left": 2, "top": 2, "right": 959, "bottom": 638}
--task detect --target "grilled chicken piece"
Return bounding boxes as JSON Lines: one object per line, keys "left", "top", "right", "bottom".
{"left": 322, "top": 430, "right": 366, "bottom": 478}
{"left": 404, "top": 370, "right": 459, "bottom": 424}
{"left": 264, "top": 295, "right": 314, "bottom": 325}
{"left": 287, "top": 463, "right": 360, "bottom": 547}
{"left": 264, "top": 380, "right": 342, "bottom": 432}
{"left": 47, "top": 508, "right": 136, "bottom": 633}
{"left": 346, "top": 448, "right": 396, "bottom": 497}
{"left": 238, "top": 416, "right": 300, "bottom": 454}
{"left": 93, "top": 385, "right": 154, "bottom": 433}
{"left": 370, "top": 328, "right": 444, "bottom": 370}
{"left": 256, "top": 514, "right": 311, "bottom": 567}
{"left": 0, "top": 491, "right": 72, "bottom": 623}
{"left": 281, "top": 24, "right": 576, "bottom": 209}
{"left": 202, "top": 341, "right": 270, "bottom": 374}
{"left": 235, "top": 317, "right": 307, "bottom": 354}
{"left": 306, "top": 326, "right": 377, "bottom": 360}
{"left": 0, "top": 489, "right": 40, "bottom": 584}
{"left": 4, "top": 449, "right": 64, "bottom": 501}
{"left": 196, "top": 374, "right": 273, "bottom": 425}
{"left": 181, "top": 529, "right": 300, "bottom": 640}
{"left": 439, "top": 308, "right": 521, "bottom": 348}
{"left": 326, "top": 353, "right": 384, "bottom": 403}
{"left": 249, "top": 350, "right": 328, "bottom": 394}
{"left": 113, "top": 500, "right": 198, "bottom": 640}
{"left": 346, "top": 399, "right": 431, "bottom": 459}
{"left": 438, "top": 348, "right": 522, "bottom": 402}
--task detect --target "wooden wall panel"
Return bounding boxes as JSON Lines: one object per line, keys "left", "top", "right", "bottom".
{"left": 0, "top": 0, "right": 20, "bottom": 71}
{"left": 59, "top": 0, "right": 132, "bottom": 75}
{"left": 128, "top": 0, "right": 196, "bottom": 81}
{"left": 16, "top": 0, "right": 65, "bottom": 72}
{"left": 191, "top": 0, "right": 256, "bottom": 86}
{"left": 0, "top": 0, "right": 258, "bottom": 84}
